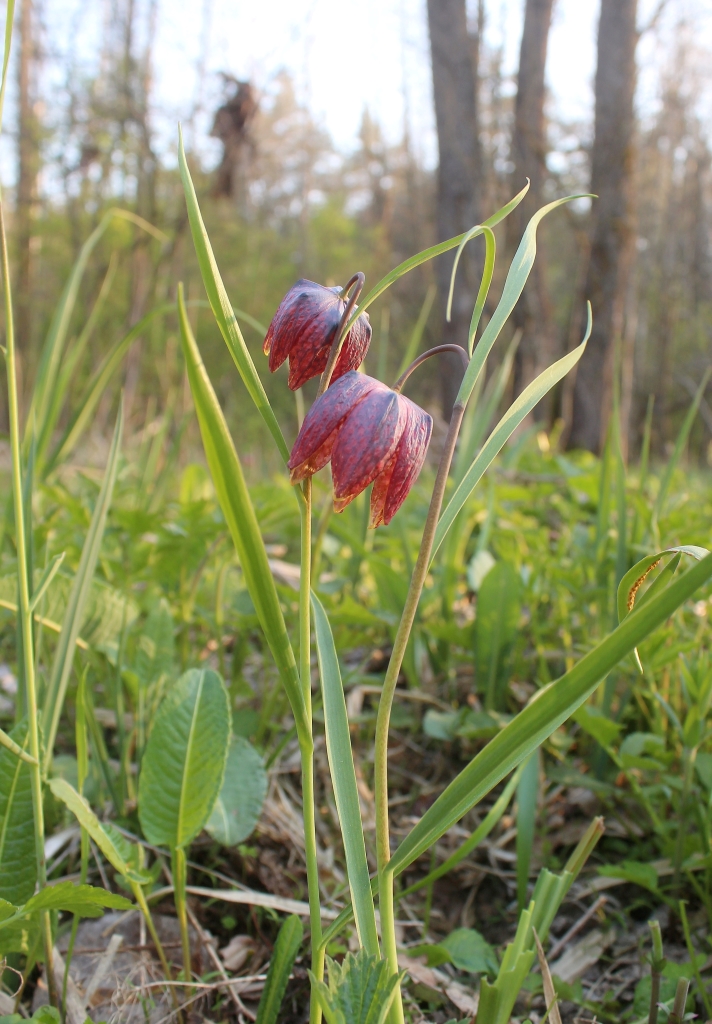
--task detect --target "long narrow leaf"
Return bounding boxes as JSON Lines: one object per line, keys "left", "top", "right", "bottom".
{"left": 177, "top": 286, "right": 309, "bottom": 742}
{"left": 255, "top": 915, "right": 303, "bottom": 1024}
{"left": 433, "top": 306, "right": 592, "bottom": 557}
{"left": 344, "top": 183, "right": 531, "bottom": 335}
{"left": 456, "top": 196, "right": 591, "bottom": 407}
{"left": 30, "top": 209, "right": 165, "bottom": 461}
{"left": 653, "top": 367, "right": 712, "bottom": 523}
{"left": 311, "top": 592, "right": 379, "bottom": 956}
{"left": 42, "top": 400, "right": 123, "bottom": 768}
{"left": 387, "top": 550, "right": 712, "bottom": 879}
{"left": 178, "top": 128, "right": 289, "bottom": 462}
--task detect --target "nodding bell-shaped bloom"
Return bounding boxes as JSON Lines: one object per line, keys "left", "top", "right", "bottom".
{"left": 288, "top": 371, "right": 433, "bottom": 527}
{"left": 263, "top": 279, "right": 372, "bottom": 390}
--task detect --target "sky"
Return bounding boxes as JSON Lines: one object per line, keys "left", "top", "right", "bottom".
{"left": 7, "top": 0, "right": 712, "bottom": 182}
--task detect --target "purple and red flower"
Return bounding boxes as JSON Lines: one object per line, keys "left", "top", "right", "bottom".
{"left": 263, "top": 279, "right": 372, "bottom": 390}
{"left": 288, "top": 371, "right": 432, "bottom": 527}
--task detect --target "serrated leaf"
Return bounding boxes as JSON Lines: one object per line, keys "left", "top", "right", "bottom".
{"left": 138, "top": 668, "right": 230, "bottom": 848}
{"left": 205, "top": 735, "right": 268, "bottom": 847}
{"left": 0, "top": 720, "right": 36, "bottom": 904}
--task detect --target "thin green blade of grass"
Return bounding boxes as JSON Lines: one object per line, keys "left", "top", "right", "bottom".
{"left": 396, "top": 284, "right": 436, "bottom": 378}
{"left": 387, "top": 549, "right": 712, "bottom": 879}
{"left": 255, "top": 915, "right": 304, "bottom": 1024}
{"left": 446, "top": 224, "right": 496, "bottom": 354}
{"left": 176, "top": 285, "right": 309, "bottom": 742}
{"left": 41, "top": 399, "right": 123, "bottom": 771}
{"left": 311, "top": 592, "right": 380, "bottom": 957}
{"left": 456, "top": 196, "right": 591, "bottom": 408}
{"left": 516, "top": 750, "right": 539, "bottom": 912}
{"left": 178, "top": 127, "right": 289, "bottom": 463}
{"left": 343, "top": 182, "right": 531, "bottom": 337}
{"left": 652, "top": 367, "right": 712, "bottom": 526}
{"left": 433, "top": 306, "right": 592, "bottom": 558}
{"left": 29, "top": 209, "right": 165, "bottom": 464}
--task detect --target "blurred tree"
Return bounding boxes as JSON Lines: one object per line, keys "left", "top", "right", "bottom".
{"left": 427, "top": 0, "right": 484, "bottom": 416}
{"left": 569, "top": 0, "right": 639, "bottom": 453}
{"left": 508, "top": 0, "right": 555, "bottom": 408}
{"left": 210, "top": 77, "right": 258, "bottom": 203}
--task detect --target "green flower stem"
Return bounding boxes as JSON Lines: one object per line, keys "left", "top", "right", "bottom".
{"left": 299, "top": 478, "right": 323, "bottom": 1024}
{"left": 0, "top": 200, "right": 55, "bottom": 1005}
{"left": 172, "top": 847, "right": 192, "bottom": 996}
{"left": 374, "top": 399, "right": 466, "bottom": 1020}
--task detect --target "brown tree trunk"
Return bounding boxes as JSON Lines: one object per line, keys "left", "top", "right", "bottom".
{"left": 509, "top": 0, "right": 555, "bottom": 406}
{"left": 569, "top": 0, "right": 639, "bottom": 452}
{"left": 16, "top": 0, "right": 40, "bottom": 368}
{"left": 427, "top": 0, "right": 483, "bottom": 416}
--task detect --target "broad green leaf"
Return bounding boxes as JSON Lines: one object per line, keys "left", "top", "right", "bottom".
{"left": 440, "top": 928, "right": 498, "bottom": 976}
{"left": 20, "top": 880, "right": 132, "bottom": 918}
{"left": 138, "top": 668, "right": 230, "bottom": 849}
{"left": 312, "top": 593, "right": 380, "bottom": 957}
{"left": 573, "top": 706, "right": 622, "bottom": 747}
{"left": 48, "top": 777, "right": 150, "bottom": 884}
{"left": 475, "top": 561, "right": 522, "bottom": 710}
{"left": 387, "top": 551, "right": 712, "bottom": 879}
{"left": 0, "top": 721, "right": 36, "bottom": 905}
{"left": 456, "top": 197, "right": 591, "bottom": 407}
{"left": 177, "top": 286, "right": 309, "bottom": 743}
{"left": 255, "top": 914, "right": 303, "bottom": 1024}
{"left": 178, "top": 128, "right": 289, "bottom": 462}
{"left": 42, "top": 400, "right": 123, "bottom": 769}
{"left": 598, "top": 860, "right": 659, "bottom": 893}
{"left": 206, "top": 736, "right": 268, "bottom": 847}
{"left": 433, "top": 306, "right": 592, "bottom": 558}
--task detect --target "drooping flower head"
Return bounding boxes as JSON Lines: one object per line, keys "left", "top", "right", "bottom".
{"left": 263, "top": 279, "right": 372, "bottom": 390}
{"left": 288, "top": 371, "right": 432, "bottom": 527}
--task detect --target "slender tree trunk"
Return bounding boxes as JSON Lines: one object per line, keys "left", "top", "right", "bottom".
{"left": 16, "top": 0, "right": 39, "bottom": 368}
{"left": 569, "top": 0, "right": 639, "bottom": 452}
{"left": 509, "top": 0, "right": 555, "bottom": 407}
{"left": 427, "top": 0, "right": 483, "bottom": 416}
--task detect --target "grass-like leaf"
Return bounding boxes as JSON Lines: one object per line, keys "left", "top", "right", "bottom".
{"left": 138, "top": 668, "right": 230, "bottom": 849}
{"left": 312, "top": 592, "right": 380, "bottom": 957}
{"left": 456, "top": 196, "right": 591, "bottom": 407}
{"left": 41, "top": 399, "right": 123, "bottom": 769}
{"left": 177, "top": 285, "right": 309, "bottom": 742}
{"left": 255, "top": 914, "right": 303, "bottom": 1024}
{"left": 49, "top": 777, "right": 150, "bottom": 884}
{"left": 387, "top": 550, "right": 712, "bottom": 879}
{"left": 433, "top": 306, "right": 592, "bottom": 558}
{"left": 178, "top": 128, "right": 289, "bottom": 462}
{"left": 0, "top": 721, "right": 35, "bottom": 905}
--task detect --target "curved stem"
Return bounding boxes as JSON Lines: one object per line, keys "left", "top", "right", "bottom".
{"left": 0, "top": 200, "right": 55, "bottom": 1004}
{"left": 374, "top": 399, "right": 466, "bottom": 1019}
{"left": 317, "top": 273, "right": 365, "bottom": 396}
{"left": 392, "top": 344, "right": 469, "bottom": 393}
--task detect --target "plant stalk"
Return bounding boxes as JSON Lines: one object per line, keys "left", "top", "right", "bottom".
{"left": 172, "top": 847, "right": 192, "bottom": 996}
{"left": 374, "top": 399, "right": 466, "bottom": 1018}
{"left": 299, "top": 479, "right": 323, "bottom": 1024}
{"left": 0, "top": 198, "right": 56, "bottom": 1005}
